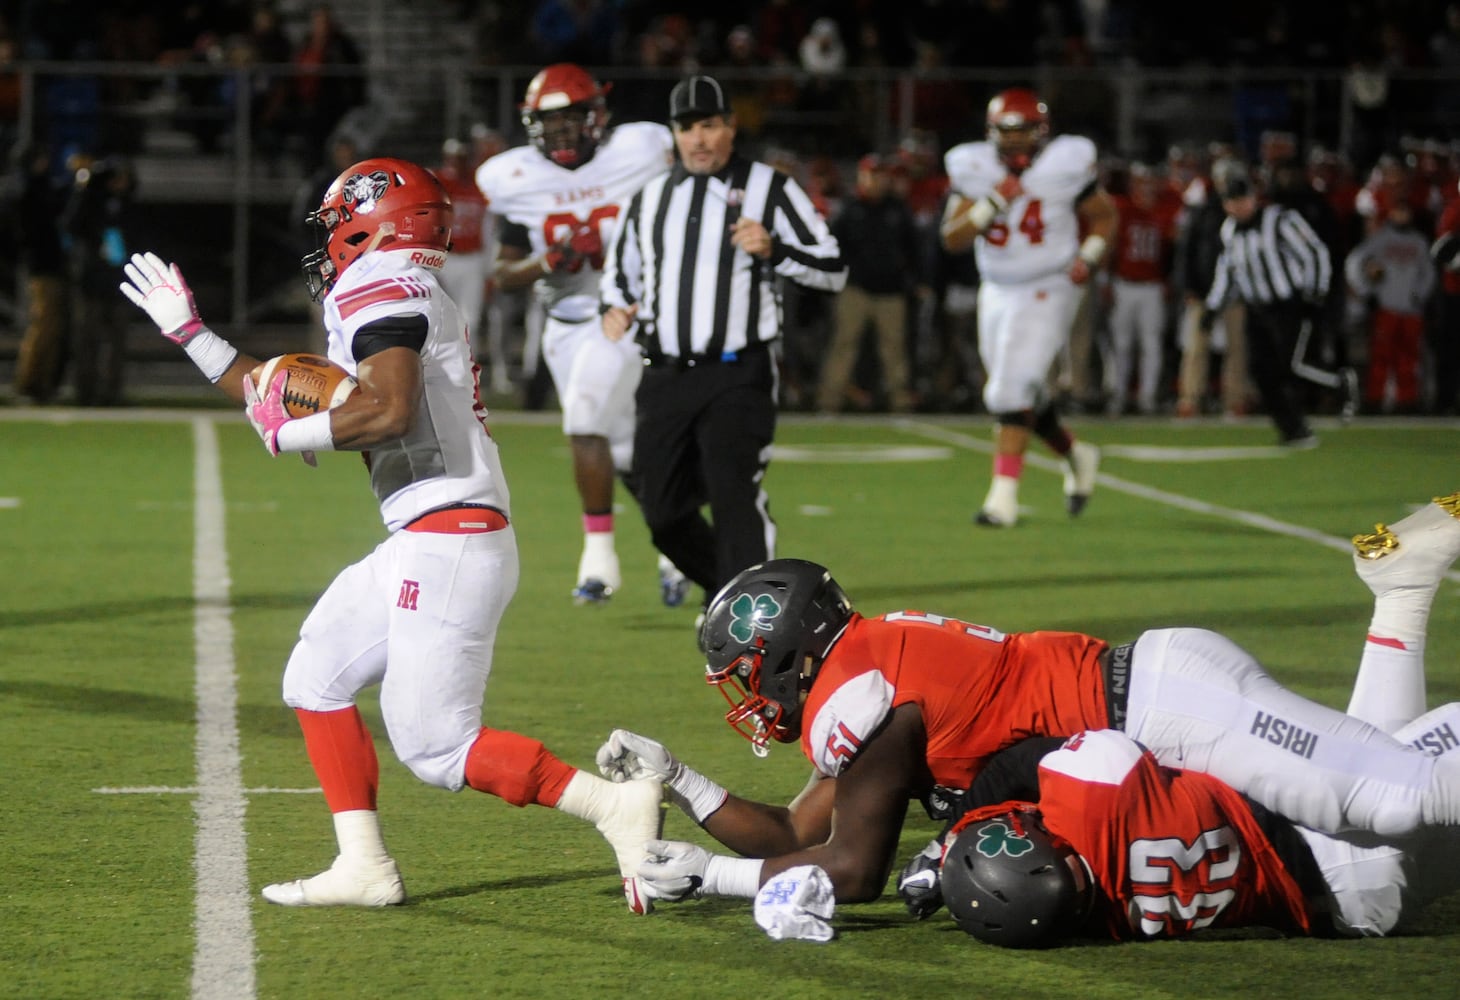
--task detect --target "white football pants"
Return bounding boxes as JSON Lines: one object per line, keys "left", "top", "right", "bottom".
{"left": 280, "top": 525, "right": 519, "bottom": 791}
{"left": 1124, "top": 628, "right": 1458, "bottom": 839}
{"left": 540, "top": 314, "right": 642, "bottom": 472}
{"left": 977, "top": 274, "right": 1081, "bottom": 414}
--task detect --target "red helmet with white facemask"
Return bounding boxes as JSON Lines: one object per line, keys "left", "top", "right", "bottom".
{"left": 520, "top": 63, "right": 612, "bottom": 169}
{"left": 987, "top": 88, "right": 1049, "bottom": 175}
{"left": 302, "top": 157, "right": 453, "bottom": 301}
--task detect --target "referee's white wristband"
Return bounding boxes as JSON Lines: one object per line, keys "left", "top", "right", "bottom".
{"left": 274, "top": 411, "right": 335, "bottom": 453}
{"left": 179, "top": 326, "right": 239, "bottom": 384}
{"left": 702, "top": 855, "right": 764, "bottom": 898}
{"left": 1079, "top": 234, "right": 1108, "bottom": 267}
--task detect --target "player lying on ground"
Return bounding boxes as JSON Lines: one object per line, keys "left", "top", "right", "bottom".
{"left": 898, "top": 504, "right": 1460, "bottom": 943}
{"left": 908, "top": 712, "right": 1460, "bottom": 946}
{"left": 597, "top": 494, "right": 1460, "bottom": 915}
{"left": 120, "top": 157, "right": 662, "bottom": 912}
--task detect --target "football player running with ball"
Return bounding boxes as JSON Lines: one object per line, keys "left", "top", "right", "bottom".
{"left": 476, "top": 63, "right": 687, "bottom": 607}
{"left": 941, "top": 88, "right": 1118, "bottom": 528}
{"left": 120, "top": 158, "right": 664, "bottom": 913}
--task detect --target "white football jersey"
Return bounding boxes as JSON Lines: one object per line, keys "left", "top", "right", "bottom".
{"left": 944, "top": 134, "right": 1098, "bottom": 285}
{"left": 323, "top": 249, "right": 509, "bottom": 531}
{"left": 475, "top": 121, "right": 674, "bottom": 322}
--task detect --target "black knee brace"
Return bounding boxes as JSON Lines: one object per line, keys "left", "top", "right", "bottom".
{"left": 993, "top": 410, "right": 1035, "bottom": 429}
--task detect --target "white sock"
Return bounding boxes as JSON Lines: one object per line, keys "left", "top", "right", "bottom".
{"left": 1346, "top": 638, "right": 1426, "bottom": 734}
{"left": 1368, "top": 587, "right": 1440, "bottom": 646}
{"left": 332, "top": 810, "right": 392, "bottom": 867}
{"left": 554, "top": 771, "right": 607, "bottom": 823}
{"left": 985, "top": 474, "right": 1019, "bottom": 506}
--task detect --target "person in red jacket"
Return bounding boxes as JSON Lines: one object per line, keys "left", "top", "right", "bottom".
{"left": 1105, "top": 162, "right": 1179, "bottom": 416}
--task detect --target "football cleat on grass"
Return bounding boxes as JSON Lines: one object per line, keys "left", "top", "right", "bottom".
{"left": 975, "top": 474, "right": 1019, "bottom": 528}
{"left": 572, "top": 578, "right": 613, "bottom": 605}
{"left": 1063, "top": 441, "right": 1101, "bottom": 517}
{"left": 576, "top": 537, "right": 621, "bottom": 604}
{"left": 592, "top": 778, "right": 665, "bottom": 914}
{"left": 261, "top": 856, "right": 405, "bottom": 907}
{"left": 658, "top": 556, "right": 690, "bottom": 608}
{"left": 975, "top": 475, "right": 1022, "bottom": 531}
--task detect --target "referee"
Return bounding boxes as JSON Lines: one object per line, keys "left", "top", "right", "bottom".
{"left": 600, "top": 74, "right": 846, "bottom": 601}
{"left": 1202, "top": 163, "right": 1354, "bottom": 447}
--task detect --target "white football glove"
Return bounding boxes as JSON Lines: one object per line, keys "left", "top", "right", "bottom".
{"left": 119, "top": 251, "right": 205, "bottom": 343}
{"left": 596, "top": 730, "right": 728, "bottom": 823}
{"left": 637, "top": 840, "right": 711, "bottom": 902}
{"left": 638, "top": 839, "right": 763, "bottom": 901}
{"left": 597, "top": 729, "right": 677, "bottom": 782}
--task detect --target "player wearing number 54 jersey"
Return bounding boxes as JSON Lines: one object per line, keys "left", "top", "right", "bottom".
{"left": 476, "top": 64, "right": 680, "bottom": 607}
{"left": 942, "top": 89, "right": 1117, "bottom": 528}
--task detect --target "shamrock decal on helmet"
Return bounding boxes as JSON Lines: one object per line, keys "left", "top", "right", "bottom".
{"left": 975, "top": 819, "right": 1036, "bottom": 859}
{"left": 728, "top": 592, "right": 783, "bottom": 644}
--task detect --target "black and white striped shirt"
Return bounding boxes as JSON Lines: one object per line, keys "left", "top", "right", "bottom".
{"left": 600, "top": 154, "right": 846, "bottom": 361}
{"left": 1205, "top": 203, "right": 1332, "bottom": 312}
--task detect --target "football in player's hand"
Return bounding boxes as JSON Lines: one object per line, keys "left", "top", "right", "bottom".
{"left": 249, "top": 353, "right": 358, "bottom": 418}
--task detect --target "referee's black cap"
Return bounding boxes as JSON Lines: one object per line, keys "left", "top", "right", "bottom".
{"left": 669, "top": 75, "right": 728, "bottom": 123}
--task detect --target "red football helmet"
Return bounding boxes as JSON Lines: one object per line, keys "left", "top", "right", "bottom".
{"left": 986, "top": 88, "right": 1049, "bottom": 174}
{"left": 302, "top": 157, "right": 453, "bottom": 301}
{"left": 520, "top": 63, "right": 611, "bottom": 169}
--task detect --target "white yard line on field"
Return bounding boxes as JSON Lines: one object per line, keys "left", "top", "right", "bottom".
{"left": 896, "top": 419, "right": 1460, "bottom": 583}
{"left": 189, "top": 418, "right": 256, "bottom": 1000}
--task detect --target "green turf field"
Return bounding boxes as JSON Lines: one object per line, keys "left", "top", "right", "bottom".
{"left": 4, "top": 409, "right": 1458, "bottom": 1000}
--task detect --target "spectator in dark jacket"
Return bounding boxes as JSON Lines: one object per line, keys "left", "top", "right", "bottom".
{"left": 816, "top": 154, "right": 921, "bottom": 412}
{"left": 62, "top": 153, "right": 137, "bottom": 406}
{"left": 1173, "top": 157, "right": 1250, "bottom": 417}
{"left": 9, "top": 141, "right": 70, "bottom": 402}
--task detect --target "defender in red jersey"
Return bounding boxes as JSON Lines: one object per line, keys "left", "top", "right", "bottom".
{"left": 933, "top": 717, "right": 1460, "bottom": 946}
{"left": 598, "top": 495, "right": 1460, "bottom": 920}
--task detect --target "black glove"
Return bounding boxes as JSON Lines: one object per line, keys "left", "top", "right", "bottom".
{"left": 922, "top": 784, "right": 967, "bottom": 822}
{"left": 896, "top": 838, "right": 945, "bottom": 920}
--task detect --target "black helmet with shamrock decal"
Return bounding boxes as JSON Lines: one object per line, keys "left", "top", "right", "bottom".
{"left": 700, "top": 559, "right": 854, "bottom": 756}
{"left": 941, "top": 805, "right": 1096, "bottom": 948}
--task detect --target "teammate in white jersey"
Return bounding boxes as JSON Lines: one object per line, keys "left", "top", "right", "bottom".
{"left": 119, "top": 157, "right": 664, "bottom": 913}
{"left": 476, "top": 63, "right": 686, "bottom": 607}
{"left": 942, "top": 88, "right": 1118, "bottom": 528}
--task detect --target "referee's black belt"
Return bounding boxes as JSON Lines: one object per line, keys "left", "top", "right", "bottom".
{"left": 644, "top": 340, "right": 770, "bottom": 370}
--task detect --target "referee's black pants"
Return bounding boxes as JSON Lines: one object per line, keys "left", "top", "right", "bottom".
{"left": 1244, "top": 301, "right": 1314, "bottom": 443}
{"left": 631, "top": 345, "right": 778, "bottom": 598}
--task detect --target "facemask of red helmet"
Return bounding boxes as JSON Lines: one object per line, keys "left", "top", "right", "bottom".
{"left": 987, "top": 89, "right": 1049, "bottom": 175}
{"left": 520, "top": 63, "right": 612, "bottom": 169}
{"left": 302, "top": 157, "right": 453, "bottom": 301}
